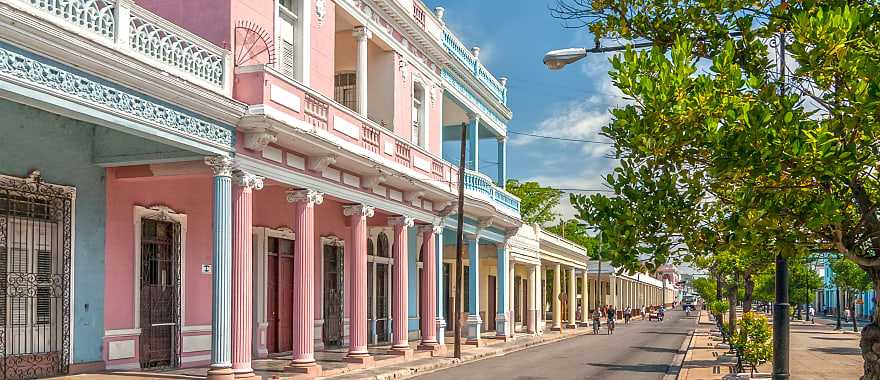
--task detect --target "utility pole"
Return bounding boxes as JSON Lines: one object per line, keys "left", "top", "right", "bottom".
{"left": 836, "top": 286, "right": 842, "bottom": 330}
{"left": 453, "top": 122, "right": 467, "bottom": 358}
{"left": 595, "top": 232, "right": 602, "bottom": 312}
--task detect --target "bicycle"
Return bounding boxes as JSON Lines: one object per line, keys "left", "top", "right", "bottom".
{"left": 592, "top": 318, "right": 601, "bottom": 335}
{"left": 607, "top": 319, "right": 615, "bottom": 335}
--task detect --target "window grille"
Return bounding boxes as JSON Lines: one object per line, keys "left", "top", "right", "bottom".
{"left": 335, "top": 72, "right": 358, "bottom": 112}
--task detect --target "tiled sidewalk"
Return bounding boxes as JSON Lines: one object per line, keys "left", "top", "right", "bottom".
{"left": 52, "top": 328, "right": 594, "bottom": 380}
{"left": 678, "top": 311, "right": 864, "bottom": 380}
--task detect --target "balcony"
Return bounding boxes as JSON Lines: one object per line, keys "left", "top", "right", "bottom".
{"left": 8, "top": 0, "right": 231, "bottom": 94}
{"left": 463, "top": 169, "right": 520, "bottom": 219}
{"left": 442, "top": 29, "right": 507, "bottom": 105}
{"left": 236, "top": 65, "right": 459, "bottom": 190}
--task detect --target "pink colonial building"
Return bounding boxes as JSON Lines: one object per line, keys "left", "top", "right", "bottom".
{"left": 88, "top": 0, "right": 519, "bottom": 379}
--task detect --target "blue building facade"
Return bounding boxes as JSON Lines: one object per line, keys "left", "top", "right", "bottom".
{"left": 823, "top": 256, "right": 876, "bottom": 319}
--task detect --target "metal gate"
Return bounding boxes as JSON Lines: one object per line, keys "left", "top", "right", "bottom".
{"left": 0, "top": 171, "right": 73, "bottom": 380}
{"left": 322, "top": 244, "right": 344, "bottom": 347}
{"left": 139, "top": 219, "right": 181, "bottom": 369}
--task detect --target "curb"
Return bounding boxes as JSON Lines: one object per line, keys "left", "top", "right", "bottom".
{"left": 664, "top": 324, "right": 696, "bottom": 380}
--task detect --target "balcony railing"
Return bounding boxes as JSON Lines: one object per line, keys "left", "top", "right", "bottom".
{"left": 463, "top": 169, "right": 520, "bottom": 217}
{"left": 442, "top": 29, "right": 506, "bottom": 105}
{"left": 243, "top": 66, "right": 458, "bottom": 190}
{"left": 13, "top": 0, "right": 231, "bottom": 93}
{"left": 412, "top": 3, "right": 426, "bottom": 29}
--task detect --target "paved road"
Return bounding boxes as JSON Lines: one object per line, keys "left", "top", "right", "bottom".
{"left": 416, "top": 310, "right": 697, "bottom": 380}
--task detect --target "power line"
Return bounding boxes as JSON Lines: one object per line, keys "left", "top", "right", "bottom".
{"left": 508, "top": 130, "right": 614, "bottom": 144}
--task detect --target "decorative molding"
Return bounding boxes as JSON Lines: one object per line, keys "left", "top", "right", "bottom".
{"left": 129, "top": 13, "right": 225, "bottom": 87}
{"left": 478, "top": 216, "right": 494, "bottom": 229}
{"left": 242, "top": 127, "right": 278, "bottom": 151}
{"left": 0, "top": 45, "right": 233, "bottom": 147}
{"left": 286, "top": 189, "right": 324, "bottom": 205}
{"left": 321, "top": 235, "right": 344, "bottom": 247}
{"left": 232, "top": 170, "right": 264, "bottom": 189}
{"left": 361, "top": 173, "right": 385, "bottom": 189}
{"left": 315, "top": 0, "right": 327, "bottom": 27}
{"left": 204, "top": 156, "right": 234, "bottom": 177}
{"left": 343, "top": 204, "right": 375, "bottom": 218}
{"left": 403, "top": 190, "right": 424, "bottom": 203}
{"left": 388, "top": 216, "right": 414, "bottom": 227}
{"left": 307, "top": 155, "right": 337, "bottom": 172}
{"left": 419, "top": 224, "right": 443, "bottom": 235}
{"left": 352, "top": 26, "right": 372, "bottom": 41}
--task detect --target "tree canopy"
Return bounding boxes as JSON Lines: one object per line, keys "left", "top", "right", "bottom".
{"left": 552, "top": 0, "right": 880, "bottom": 374}
{"left": 506, "top": 179, "right": 562, "bottom": 226}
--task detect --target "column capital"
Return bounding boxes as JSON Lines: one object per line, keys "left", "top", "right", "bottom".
{"left": 353, "top": 26, "right": 372, "bottom": 40}
{"left": 205, "top": 156, "right": 234, "bottom": 177}
{"left": 287, "top": 189, "right": 324, "bottom": 205}
{"left": 464, "top": 231, "right": 479, "bottom": 241}
{"left": 233, "top": 171, "right": 264, "bottom": 190}
{"left": 388, "top": 216, "right": 415, "bottom": 227}
{"left": 343, "top": 204, "right": 375, "bottom": 218}
{"left": 495, "top": 241, "right": 507, "bottom": 249}
{"left": 419, "top": 224, "right": 443, "bottom": 235}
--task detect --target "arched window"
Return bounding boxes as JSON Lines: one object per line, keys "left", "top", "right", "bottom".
{"left": 367, "top": 238, "right": 374, "bottom": 257}
{"left": 377, "top": 233, "right": 390, "bottom": 258}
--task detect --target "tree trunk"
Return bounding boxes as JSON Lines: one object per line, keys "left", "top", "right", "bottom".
{"left": 743, "top": 273, "right": 754, "bottom": 313}
{"left": 859, "top": 268, "right": 880, "bottom": 380}
{"left": 728, "top": 282, "right": 738, "bottom": 336}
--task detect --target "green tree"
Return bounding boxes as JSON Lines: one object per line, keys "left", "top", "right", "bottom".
{"left": 830, "top": 257, "right": 873, "bottom": 332}
{"left": 505, "top": 180, "right": 562, "bottom": 226}
{"left": 545, "top": 219, "right": 598, "bottom": 255}
{"left": 692, "top": 277, "right": 717, "bottom": 303}
{"left": 553, "top": 1, "right": 880, "bottom": 375}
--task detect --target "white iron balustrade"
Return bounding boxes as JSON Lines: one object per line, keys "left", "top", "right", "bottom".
{"left": 128, "top": 13, "right": 226, "bottom": 87}
{"left": 23, "top": 0, "right": 116, "bottom": 39}
{"left": 463, "top": 169, "right": 520, "bottom": 217}
{"left": 13, "top": 0, "right": 230, "bottom": 93}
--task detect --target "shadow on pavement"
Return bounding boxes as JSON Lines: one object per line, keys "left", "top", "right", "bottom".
{"left": 809, "top": 336, "right": 858, "bottom": 341}
{"left": 587, "top": 362, "right": 669, "bottom": 373}
{"left": 631, "top": 346, "right": 680, "bottom": 354}
{"left": 808, "top": 346, "right": 862, "bottom": 356}
{"left": 639, "top": 331, "right": 690, "bottom": 336}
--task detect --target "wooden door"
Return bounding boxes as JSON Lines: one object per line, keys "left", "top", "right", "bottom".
{"left": 488, "top": 276, "right": 496, "bottom": 331}
{"left": 267, "top": 237, "right": 294, "bottom": 353}
{"left": 267, "top": 255, "right": 278, "bottom": 353}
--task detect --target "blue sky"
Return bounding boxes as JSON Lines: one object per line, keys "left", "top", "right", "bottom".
{"left": 423, "top": 0, "right": 625, "bottom": 219}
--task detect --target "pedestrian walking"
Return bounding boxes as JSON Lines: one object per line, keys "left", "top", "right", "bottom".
{"left": 845, "top": 308, "right": 851, "bottom": 322}
{"left": 624, "top": 306, "right": 632, "bottom": 324}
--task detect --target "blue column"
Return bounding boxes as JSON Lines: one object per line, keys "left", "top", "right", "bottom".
{"left": 467, "top": 116, "right": 479, "bottom": 172}
{"left": 466, "top": 232, "right": 481, "bottom": 343}
{"left": 205, "top": 156, "right": 233, "bottom": 374}
{"left": 435, "top": 227, "right": 445, "bottom": 344}
{"left": 497, "top": 137, "right": 507, "bottom": 186}
{"left": 495, "top": 243, "right": 509, "bottom": 337}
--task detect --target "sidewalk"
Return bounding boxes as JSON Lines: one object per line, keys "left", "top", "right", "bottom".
{"left": 677, "top": 311, "right": 863, "bottom": 380}
{"left": 52, "top": 328, "right": 595, "bottom": 380}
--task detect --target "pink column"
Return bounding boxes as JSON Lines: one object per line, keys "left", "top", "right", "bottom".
{"left": 344, "top": 204, "right": 374, "bottom": 363}
{"left": 389, "top": 216, "right": 414, "bottom": 353}
{"left": 231, "top": 173, "right": 262, "bottom": 378}
{"left": 285, "top": 190, "right": 323, "bottom": 376}
{"left": 418, "top": 225, "right": 441, "bottom": 352}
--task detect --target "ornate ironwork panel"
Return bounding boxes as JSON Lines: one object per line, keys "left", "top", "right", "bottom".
{"left": 322, "top": 245, "right": 344, "bottom": 347}
{"left": 138, "top": 219, "right": 180, "bottom": 369}
{"left": 0, "top": 171, "right": 73, "bottom": 380}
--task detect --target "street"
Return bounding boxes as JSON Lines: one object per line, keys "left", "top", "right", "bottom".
{"left": 416, "top": 310, "right": 697, "bottom": 380}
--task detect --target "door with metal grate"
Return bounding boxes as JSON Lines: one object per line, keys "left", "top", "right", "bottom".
{"left": 0, "top": 172, "right": 72, "bottom": 380}
{"left": 322, "top": 244, "right": 344, "bottom": 347}
{"left": 139, "top": 219, "right": 180, "bottom": 369}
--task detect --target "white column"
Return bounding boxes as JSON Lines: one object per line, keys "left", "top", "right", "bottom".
{"left": 527, "top": 265, "right": 538, "bottom": 333}
{"left": 581, "top": 272, "right": 589, "bottom": 324}
{"left": 353, "top": 26, "right": 372, "bottom": 117}
{"left": 567, "top": 267, "right": 577, "bottom": 328}
{"left": 552, "top": 264, "right": 562, "bottom": 331}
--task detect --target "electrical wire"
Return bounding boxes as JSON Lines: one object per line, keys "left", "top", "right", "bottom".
{"left": 508, "top": 130, "right": 614, "bottom": 144}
